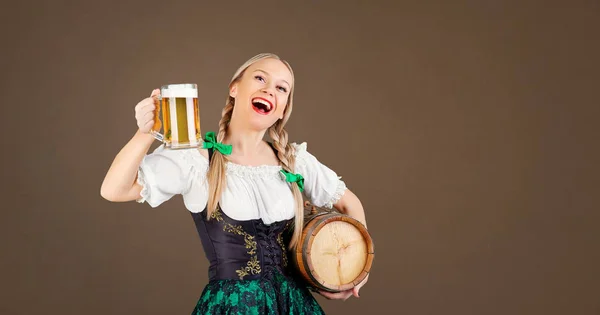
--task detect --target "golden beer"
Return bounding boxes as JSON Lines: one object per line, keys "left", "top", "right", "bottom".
{"left": 151, "top": 84, "right": 201, "bottom": 149}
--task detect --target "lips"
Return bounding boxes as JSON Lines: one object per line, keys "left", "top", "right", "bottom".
{"left": 251, "top": 97, "right": 274, "bottom": 115}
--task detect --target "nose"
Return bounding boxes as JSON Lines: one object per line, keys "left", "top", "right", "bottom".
{"left": 261, "top": 87, "right": 274, "bottom": 97}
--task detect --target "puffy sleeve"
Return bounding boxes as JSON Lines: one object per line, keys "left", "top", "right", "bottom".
{"left": 292, "top": 142, "right": 347, "bottom": 209}
{"left": 136, "top": 145, "right": 209, "bottom": 209}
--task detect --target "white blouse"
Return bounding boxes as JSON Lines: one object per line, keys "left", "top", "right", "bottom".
{"left": 136, "top": 142, "right": 347, "bottom": 225}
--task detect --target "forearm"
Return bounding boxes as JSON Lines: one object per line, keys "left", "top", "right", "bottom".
{"left": 100, "top": 130, "right": 155, "bottom": 201}
{"left": 334, "top": 189, "right": 367, "bottom": 229}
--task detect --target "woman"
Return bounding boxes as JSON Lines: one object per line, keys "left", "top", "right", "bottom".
{"left": 100, "top": 53, "right": 369, "bottom": 314}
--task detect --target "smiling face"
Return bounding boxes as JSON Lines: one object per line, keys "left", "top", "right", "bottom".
{"left": 228, "top": 57, "right": 294, "bottom": 132}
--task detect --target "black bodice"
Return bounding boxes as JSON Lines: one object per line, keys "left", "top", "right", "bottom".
{"left": 190, "top": 207, "right": 293, "bottom": 281}
{"left": 191, "top": 145, "right": 294, "bottom": 281}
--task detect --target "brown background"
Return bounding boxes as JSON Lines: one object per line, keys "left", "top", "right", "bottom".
{"left": 2, "top": 1, "right": 599, "bottom": 314}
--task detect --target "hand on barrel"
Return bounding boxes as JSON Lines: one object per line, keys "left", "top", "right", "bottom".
{"left": 317, "top": 274, "right": 369, "bottom": 301}
{"left": 317, "top": 289, "right": 353, "bottom": 301}
{"left": 135, "top": 89, "right": 161, "bottom": 134}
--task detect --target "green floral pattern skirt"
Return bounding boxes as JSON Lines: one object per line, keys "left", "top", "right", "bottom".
{"left": 191, "top": 269, "right": 325, "bottom": 315}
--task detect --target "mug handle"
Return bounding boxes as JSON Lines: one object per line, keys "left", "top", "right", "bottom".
{"left": 149, "top": 93, "right": 165, "bottom": 143}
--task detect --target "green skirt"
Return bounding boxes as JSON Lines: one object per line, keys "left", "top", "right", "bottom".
{"left": 191, "top": 269, "right": 325, "bottom": 315}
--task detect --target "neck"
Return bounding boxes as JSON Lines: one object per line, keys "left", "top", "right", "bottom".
{"left": 224, "top": 121, "right": 267, "bottom": 156}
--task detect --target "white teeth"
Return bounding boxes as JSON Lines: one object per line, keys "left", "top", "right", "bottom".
{"left": 253, "top": 99, "right": 272, "bottom": 111}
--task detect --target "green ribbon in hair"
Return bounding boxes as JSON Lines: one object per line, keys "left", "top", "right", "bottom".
{"left": 202, "top": 132, "right": 232, "bottom": 155}
{"left": 280, "top": 169, "right": 305, "bottom": 192}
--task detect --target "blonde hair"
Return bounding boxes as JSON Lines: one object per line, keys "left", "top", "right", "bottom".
{"left": 205, "top": 53, "right": 304, "bottom": 250}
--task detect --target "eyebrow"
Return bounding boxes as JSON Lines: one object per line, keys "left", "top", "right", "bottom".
{"left": 254, "top": 69, "right": 291, "bottom": 87}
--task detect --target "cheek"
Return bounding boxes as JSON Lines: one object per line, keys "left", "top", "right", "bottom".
{"left": 277, "top": 99, "right": 288, "bottom": 115}
{"left": 238, "top": 81, "right": 258, "bottom": 96}
{"left": 277, "top": 95, "right": 289, "bottom": 109}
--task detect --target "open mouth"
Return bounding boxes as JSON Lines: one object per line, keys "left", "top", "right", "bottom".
{"left": 251, "top": 97, "right": 274, "bottom": 115}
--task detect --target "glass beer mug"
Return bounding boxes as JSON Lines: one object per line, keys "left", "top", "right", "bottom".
{"left": 150, "top": 83, "right": 202, "bottom": 149}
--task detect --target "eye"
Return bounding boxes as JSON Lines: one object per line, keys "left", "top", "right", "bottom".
{"left": 277, "top": 86, "right": 287, "bottom": 93}
{"left": 254, "top": 75, "right": 265, "bottom": 82}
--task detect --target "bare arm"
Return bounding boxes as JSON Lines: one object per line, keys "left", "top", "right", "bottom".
{"left": 100, "top": 89, "right": 161, "bottom": 202}
{"left": 333, "top": 188, "right": 367, "bottom": 229}
{"left": 100, "top": 130, "right": 155, "bottom": 202}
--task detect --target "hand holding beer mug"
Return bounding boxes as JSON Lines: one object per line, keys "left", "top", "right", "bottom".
{"left": 135, "top": 84, "right": 201, "bottom": 149}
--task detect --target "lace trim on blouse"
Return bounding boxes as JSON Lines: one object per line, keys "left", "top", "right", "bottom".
{"left": 324, "top": 179, "right": 347, "bottom": 209}
{"left": 183, "top": 147, "right": 285, "bottom": 180}
{"left": 226, "top": 163, "right": 283, "bottom": 179}
{"left": 136, "top": 168, "right": 149, "bottom": 203}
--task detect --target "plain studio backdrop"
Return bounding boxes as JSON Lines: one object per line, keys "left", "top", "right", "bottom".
{"left": 1, "top": 1, "right": 598, "bottom": 314}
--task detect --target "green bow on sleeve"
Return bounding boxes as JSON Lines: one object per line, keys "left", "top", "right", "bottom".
{"left": 202, "top": 131, "right": 232, "bottom": 155}
{"left": 280, "top": 169, "right": 305, "bottom": 192}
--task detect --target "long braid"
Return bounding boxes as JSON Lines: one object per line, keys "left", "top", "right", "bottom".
{"left": 206, "top": 98, "right": 234, "bottom": 219}
{"left": 269, "top": 121, "right": 304, "bottom": 250}
{"left": 217, "top": 99, "right": 234, "bottom": 143}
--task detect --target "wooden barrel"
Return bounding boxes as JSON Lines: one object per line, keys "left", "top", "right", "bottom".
{"left": 291, "top": 201, "right": 374, "bottom": 293}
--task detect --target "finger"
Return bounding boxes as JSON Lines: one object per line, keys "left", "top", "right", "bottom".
{"left": 317, "top": 290, "right": 333, "bottom": 299}
{"left": 352, "top": 287, "right": 360, "bottom": 298}
{"left": 356, "top": 274, "right": 369, "bottom": 295}
{"left": 142, "top": 119, "right": 154, "bottom": 131}
{"left": 341, "top": 291, "right": 352, "bottom": 301}
{"left": 150, "top": 89, "right": 161, "bottom": 104}
{"left": 135, "top": 99, "right": 155, "bottom": 114}
{"left": 136, "top": 102, "right": 156, "bottom": 118}
{"left": 141, "top": 110, "right": 155, "bottom": 123}
{"left": 318, "top": 290, "right": 352, "bottom": 301}
{"left": 318, "top": 290, "right": 339, "bottom": 300}
{"left": 135, "top": 106, "right": 154, "bottom": 121}
{"left": 141, "top": 98, "right": 157, "bottom": 110}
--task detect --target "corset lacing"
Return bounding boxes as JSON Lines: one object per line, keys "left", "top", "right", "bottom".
{"left": 256, "top": 221, "right": 287, "bottom": 278}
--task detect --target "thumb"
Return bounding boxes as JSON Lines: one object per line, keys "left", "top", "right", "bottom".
{"left": 352, "top": 287, "right": 360, "bottom": 298}
{"left": 151, "top": 89, "right": 160, "bottom": 97}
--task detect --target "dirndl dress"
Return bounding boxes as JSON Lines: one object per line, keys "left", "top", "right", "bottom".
{"left": 189, "top": 206, "right": 326, "bottom": 315}
{"left": 136, "top": 140, "right": 347, "bottom": 315}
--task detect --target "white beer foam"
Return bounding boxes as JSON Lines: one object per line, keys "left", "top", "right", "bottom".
{"left": 162, "top": 87, "right": 197, "bottom": 98}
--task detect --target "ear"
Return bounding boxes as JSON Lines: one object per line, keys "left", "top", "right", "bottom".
{"left": 229, "top": 83, "right": 238, "bottom": 98}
